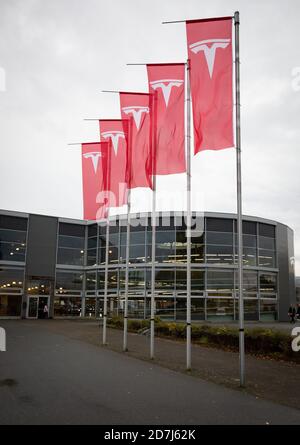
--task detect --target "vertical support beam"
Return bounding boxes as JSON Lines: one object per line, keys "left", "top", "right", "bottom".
{"left": 102, "top": 214, "right": 110, "bottom": 345}
{"left": 186, "top": 59, "right": 192, "bottom": 371}
{"left": 234, "top": 11, "right": 245, "bottom": 387}
{"left": 123, "top": 190, "right": 131, "bottom": 351}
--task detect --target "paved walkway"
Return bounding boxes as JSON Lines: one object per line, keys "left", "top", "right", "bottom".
{"left": 15, "top": 319, "right": 300, "bottom": 412}
{"left": 1, "top": 320, "right": 300, "bottom": 425}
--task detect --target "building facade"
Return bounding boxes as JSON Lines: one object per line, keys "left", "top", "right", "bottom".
{"left": 0, "top": 209, "right": 296, "bottom": 322}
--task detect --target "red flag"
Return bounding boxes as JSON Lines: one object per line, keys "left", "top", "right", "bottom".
{"left": 147, "top": 63, "right": 186, "bottom": 175}
{"left": 186, "top": 17, "right": 234, "bottom": 153}
{"left": 99, "top": 119, "right": 128, "bottom": 207}
{"left": 120, "top": 92, "right": 152, "bottom": 189}
{"left": 81, "top": 142, "right": 110, "bottom": 221}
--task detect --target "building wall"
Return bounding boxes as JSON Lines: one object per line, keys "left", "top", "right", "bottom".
{"left": 23, "top": 214, "right": 58, "bottom": 318}
{"left": 0, "top": 210, "right": 295, "bottom": 322}
{"left": 277, "top": 223, "right": 296, "bottom": 321}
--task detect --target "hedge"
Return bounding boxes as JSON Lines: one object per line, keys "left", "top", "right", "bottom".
{"left": 107, "top": 316, "right": 299, "bottom": 363}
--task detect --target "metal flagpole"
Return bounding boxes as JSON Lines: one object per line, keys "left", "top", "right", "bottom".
{"left": 102, "top": 210, "right": 110, "bottom": 345}
{"left": 186, "top": 60, "right": 192, "bottom": 370}
{"left": 150, "top": 169, "right": 156, "bottom": 359}
{"left": 123, "top": 117, "right": 132, "bottom": 352}
{"left": 234, "top": 11, "right": 245, "bottom": 387}
{"left": 150, "top": 90, "right": 157, "bottom": 360}
{"left": 123, "top": 190, "right": 131, "bottom": 351}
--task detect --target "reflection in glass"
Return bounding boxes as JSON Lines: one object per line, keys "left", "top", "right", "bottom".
{"left": 54, "top": 297, "right": 82, "bottom": 317}
{"left": 0, "top": 268, "right": 24, "bottom": 291}
{"left": 207, "top": 298, "right": 234, "bottom": 321}
{"left": 0, "top": 295, "right": 22, "bottom": 316}
{"left": 260, "top": 300, "right": 277, "bottom": 321}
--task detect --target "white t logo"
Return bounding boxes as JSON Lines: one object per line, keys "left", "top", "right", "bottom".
{"left": 122, "top": 106, "right": 149, "bottom": 130}
{"left": 189, "top": 38, "right": 231, "bottom": 78}
{"left": 150, "top": 79, "right": 184, "bottom": 107}
{"left": 83, "top": 152, "right": 102, "bottom": 173}
{"left": 101, "top": 131, "right": 125, "bottom": 156}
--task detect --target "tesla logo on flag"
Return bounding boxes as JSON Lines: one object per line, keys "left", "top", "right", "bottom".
{"left": 189, "top": 38, "right": 231, "bottom": 78}
{"left": 122, "top": 106, "right": 149, "bottom": 130}
{"left": 150, "top": 79, "right": 184, "bottom": 107}
{"left": 83, "top": 152, "right": 102, "bottom": 173}
{"left": 101, "top": 131, "right": 125, "bottom": 156}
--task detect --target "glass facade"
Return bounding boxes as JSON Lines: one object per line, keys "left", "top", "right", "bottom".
{"left": 0, "top": 215, "right": 27, "bottom": 262}
{"left": 57, "top": 223, "right": 85, "bottom": 266}
{"left": 1, "top": 212, "right": 291, "bottom": 321}
{"left": 73, "top": 215, "right": 281, "bottom": 321}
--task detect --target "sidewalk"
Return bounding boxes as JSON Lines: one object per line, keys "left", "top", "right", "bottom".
{"left": 41, "top": 319, "right": 300, "bottom": 411}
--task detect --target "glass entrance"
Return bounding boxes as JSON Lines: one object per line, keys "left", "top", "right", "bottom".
{"left": 27, "top": 296, "right": 49, "bottom": 319}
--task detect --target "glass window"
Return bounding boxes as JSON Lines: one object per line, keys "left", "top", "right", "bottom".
{"left": 97, "top": 270, "right": 118, "bottom": 290}
{"left": 176, "top": 270, "right": 204, "bottom": 291}
{"left": 0, "top": 268, "right": 24, "bottom": 291}
{"left": 86, "top": 272, "right": 96, "bottom": 291}
{"left": 146, "top": 230, "right": 175, "bottom": 264}
{"left": 0, "top": 242, "right": 26, "bottom": 262}
{"left": 129, "top": 245, "right": 146, "bottom": 263}
{"left": 88, "top": 237, "right": 97, "bottom": 249}
{"left": 99, "top": 234, "right": 107, "bottom": 249}
{"left": 259, "top": 236, "right": 275, "bottom": 250}
{"left": 0, "top": 215, "right": 27, "bottom": 231}
{"left": 54, "top": 297, "right": 82, "bottom": 317}
{"left": 235, "top": 270, "right": 258, "bottom": 294}
{"left": 206, "top": 218, "right": 233, "bottom": 233}
{"left": 57, "top": 224, "right": 85, "bottom": 266}
{"left": 175, "top": 231, "right": 204, "bottom": 264}
{"left": 206, "top": 231, "right": 233, "bottom": 245}
{"left": 258, "top": 250, "right": 276, "bottom": 267}
{"left": 259, "top": 273, "right": 277, "bottom": 294}
{"left": 88, "top": 224, "right": 97, "bottom": 238}
{"left": 59, "top": 223, "right": 85, "bottom": 238}
{"left": 57, "top": 247, "right": 84, "bottom": 266}
{"left": 207, "top": 270, "right": 234, "bottom": 291}
{"left": 125, "top": 298, "right": 145, "bottom": 319}
{"left": 260, "top": 300, "right": 277, "bottom": 321}
{"left": 121, "top": 231, "right": 145, "bottom": 245}
{"left": 206, "top": 245, "right": 234, "bottom": 264}
{"left": 154, "top": 297, "right": 175, "bottom": 320}
{"left": 234, "top": 220, "right": 257, "bottom": 235}
{"left": 27, "top": 279, "right": 52, "bottom": 295}
{"left": 0, "top": 224, "right": 27, "bottom": 262}
{"left": 176, "top": 297, "right": 205, "bottom": 321}
{"left": 85, "top": 297, "right": 96, "bottom": 317}
{"left": 87, "top": 249, "right": 97, "bottom": 267}
{"left": 55, "top": 272, "right": 83, "bottom": 293}
{"left": 146, "top": 269, "right": 175, "bottom": 290}
{"left": 0, "top": 228, "right": 27, "bottom": 244}
{"left": 98, "top": 247, "right": 106, "bottom": 265}
{"left": 242, "top": 221, "right": 257, "bottom": 235}
{"left": 108, "top": 246, "right": 119, "bottom": 264}
{"left": 58, "top": 235, "right": 84, "bottom": 249}
{"left": 234, "top": 233, "right": 257, "bottom": 248}
{"left": 236, "top": 299, "right": 259, "bottom": 321}
{"left": 259, "top": 223, "right": 275, "bottom": 238}
{"left": 119, "top": 269, "right": 145, "bottom": 289}
{"left": 109, "top": 233, "right": 119, "bottom": 248}
{"left": 207, "top": 298, "right": 234, "bottom": 321}
{"left": 235, "top": 246, "right": 257, "bottom": 266}
{"left": 0, "top": 295, "right": 22, "bottom": 316}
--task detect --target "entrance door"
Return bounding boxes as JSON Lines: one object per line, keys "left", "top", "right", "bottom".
{"left": 27, "top": 296, "right": 49, "bottom": 319}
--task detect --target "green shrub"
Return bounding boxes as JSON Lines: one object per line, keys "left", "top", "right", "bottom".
{"left": 106, "top": 316, "right": 299, "bottom": 363}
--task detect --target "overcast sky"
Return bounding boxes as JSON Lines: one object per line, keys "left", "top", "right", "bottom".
{"left": 0, "top": 0, "right": 300, "bottom": 273}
